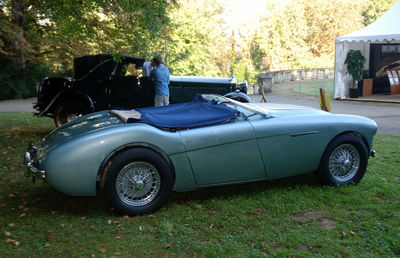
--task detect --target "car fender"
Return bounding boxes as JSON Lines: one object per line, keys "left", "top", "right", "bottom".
{"left": 249, "top": 113, "right": 377, "bottom": 180}
{"left": 38, "top": 89, "right": 95, "bottom": 117}
{"left": 224, "top": 92, "right": 251, "bottom": 103}
{"left": 41, "top": 124, "right": 197, "bottom": 196}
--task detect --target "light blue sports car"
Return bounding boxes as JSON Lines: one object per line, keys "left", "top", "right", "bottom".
{"left": 25, "top": 94, "right": 377, "bottom": 215}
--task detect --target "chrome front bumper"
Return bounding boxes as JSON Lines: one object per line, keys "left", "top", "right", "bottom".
{"left": 24, "top": 143, "right": 45, "bottom": 181}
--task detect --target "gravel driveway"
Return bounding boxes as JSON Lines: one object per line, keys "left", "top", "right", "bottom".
{"left": 0, "top": 97, "right": 36, "bottom": 113}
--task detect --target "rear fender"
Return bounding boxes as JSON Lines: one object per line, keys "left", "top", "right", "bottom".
{"left": 38, "top": 90, "right": 95, "bottom": 117}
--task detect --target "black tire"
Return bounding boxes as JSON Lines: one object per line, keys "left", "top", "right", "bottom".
{"left": 316, "top": 134, "right": 369, "bottom": 186}
{"left": 101, "top": 148, "right": 174, "bottom": 216}
{"left": 54, "top": 100, "right": 90, "bottom": 127}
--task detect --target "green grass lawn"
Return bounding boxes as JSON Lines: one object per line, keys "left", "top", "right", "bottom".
{"left": 0, "top": 114, "right": 399, "bottom": 256}
{"left": 291, "top": 79, "right": 334, "bottom": 97}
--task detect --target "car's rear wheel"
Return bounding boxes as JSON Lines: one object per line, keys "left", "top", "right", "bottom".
{"left": 316, "top": 134, "right": 369, "bottom": 185}
{"left": 54, "top": 101, "right": 89, "bottom": 127}
{"left": 101, "top": 148, "right": 174, "bottom": 216}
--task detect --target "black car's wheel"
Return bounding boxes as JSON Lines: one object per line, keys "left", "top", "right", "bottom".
{"left": 54, "top": 101, "right": 89, "bottom": 127}
{"left": 101, "top": 148, "right": 174, "bottom": 216}
{"left": 316, "top": 134, "right": 369, "bottom": 186}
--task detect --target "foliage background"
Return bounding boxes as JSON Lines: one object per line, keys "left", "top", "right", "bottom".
{"left": 0, "top": 0, "right": 397, "bottom": 100}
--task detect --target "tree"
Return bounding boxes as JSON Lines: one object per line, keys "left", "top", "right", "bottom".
{"left": 302, "top": 0, "right": 365, "bottom": 60}
{"left": 250, "top": 2, "right": 308, "bottom": 71}
{"left": 250, "top": 0, "right": 367, "bottom": 71}
{"left": 362, "top": 0, "right": 397, "bottom": 25}
{"left": 166, "top": 0, "right": 229, "bottom": 76}
{"left": 0, "top": 0, "right": 172, "bottom": 99}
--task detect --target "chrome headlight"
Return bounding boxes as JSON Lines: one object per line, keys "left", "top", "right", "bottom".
{"left": 24, "top": 143, "right": 45, "bottom": 180}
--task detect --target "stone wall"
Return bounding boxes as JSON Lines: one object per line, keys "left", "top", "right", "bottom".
{"left": 247, "top": 68, "right": 334, "bottom": 94}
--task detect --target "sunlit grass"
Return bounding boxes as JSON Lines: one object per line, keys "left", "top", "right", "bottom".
{"left": 0, "top": 113, "right": 399, "bottom": 256}
{"left": 291, "top": 79, "right": 334, "bottom": 97}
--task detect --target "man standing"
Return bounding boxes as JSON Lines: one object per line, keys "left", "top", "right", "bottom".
{"left": 150, "top": 56, "right": 170, "bottom": 106}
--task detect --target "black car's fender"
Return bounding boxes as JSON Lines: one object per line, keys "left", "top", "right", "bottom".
{"left": 38, "top": 89, "right": 95, "bottom": 117}
{"left": 224, "top": 92, "right": 251, "bottom": 103}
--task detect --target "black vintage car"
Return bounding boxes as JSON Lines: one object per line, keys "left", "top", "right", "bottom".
{"left": 34, "top": 54, "right": 248, "bottom": 127}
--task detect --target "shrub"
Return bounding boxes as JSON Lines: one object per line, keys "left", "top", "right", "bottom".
{"left": 0, "top": 61, "right": 50, "bottom": 100}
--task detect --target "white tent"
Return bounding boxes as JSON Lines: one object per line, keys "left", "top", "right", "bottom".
{"left": 334, "top": 0, "right": 400, "bottom": 99}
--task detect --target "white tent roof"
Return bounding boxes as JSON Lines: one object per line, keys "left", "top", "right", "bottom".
{"left": 336, "top": 0, "right": 400, "bottom": 42}
{"left": 333, "top": 1, "right": 400, "bottom": 99}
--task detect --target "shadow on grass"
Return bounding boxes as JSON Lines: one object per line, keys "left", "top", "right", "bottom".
{"left": 170, "top": 173, "right": 318, "bottom": 205}
{"left": 16, "top": 129, "right": 53, "bottom": 139}
{"left": 2, "top": 129, "right": 53, "bottom": 148}
{"left": 2, "top": 184, "right": 114, "bottom": 217}
{"left": 3, "top": 173, "right": 319, "bottom": 216}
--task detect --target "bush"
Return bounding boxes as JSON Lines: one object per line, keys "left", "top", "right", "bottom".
{"left": 232, "top": 59, "right": 258, "bottom": 84}
{"left": 0, "top": 61, "right": 50, "bottom": 100}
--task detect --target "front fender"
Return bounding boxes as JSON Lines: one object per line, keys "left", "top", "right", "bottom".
{"left": 41, "top": 124, "right": 190, "bottom": 196}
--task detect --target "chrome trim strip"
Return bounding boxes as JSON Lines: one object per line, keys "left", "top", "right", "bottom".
{"left": 27, "top": 163, "right": 46, "bottom": 179}
{"left": 290, "top": 131, "right": 319, "bottom": 137}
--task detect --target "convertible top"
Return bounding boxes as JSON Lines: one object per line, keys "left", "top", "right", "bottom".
{"left": 111, "top": 95, "right": 240, "bottom": 129}
{"left": 73, "top": 54, "right": 145, "bottom": 80}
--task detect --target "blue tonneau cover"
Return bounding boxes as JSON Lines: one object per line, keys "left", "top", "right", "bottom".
{"left": 135, "top": 95, "right": 240, "bottom": 129}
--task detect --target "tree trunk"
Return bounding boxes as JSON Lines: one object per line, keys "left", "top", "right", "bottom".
{"left": 11, "top": 0, "right": 26, "bottom": 70}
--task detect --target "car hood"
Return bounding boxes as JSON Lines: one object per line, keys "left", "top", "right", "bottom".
{"left": 39, "top": 111, "right": 123, "bottom": 153}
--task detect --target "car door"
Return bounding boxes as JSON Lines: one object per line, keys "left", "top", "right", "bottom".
{"left": 179, "top": 120, "right": 266, "bottom": 185}
{"left": 248, "top": 116, "right": 329, "bottom": 180}
{"left": 108, "top": 76, "right": 141, "bottom": 108}
{"left": 169, "top": 76, "right": 184, "bottom": 104}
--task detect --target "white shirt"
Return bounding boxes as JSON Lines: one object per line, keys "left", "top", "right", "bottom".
{"left": 142, "top": 61, "right": 154, "bottom": 77}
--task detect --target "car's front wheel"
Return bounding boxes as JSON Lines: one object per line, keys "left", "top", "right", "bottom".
{"left": 316, "top": 134, "right": 369, "bottom": 185}
{"left": 101, "top": 148, "right": 174, "bottom": 216}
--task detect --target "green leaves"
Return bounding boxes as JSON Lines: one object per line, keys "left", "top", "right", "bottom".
{"left": 345, "top": 50, "right": 366, "bottom": 81}
{"left": 2, "top": 0, "right": 172, "bottom": 64}
{"left": 1, "top": 0, "right": 397, "bottom": 99}
{"left": 1, "top": 0, "right": 172, "bottom": 99}
{"left": 362, "top": 0, "right": 397, "bottom": 25}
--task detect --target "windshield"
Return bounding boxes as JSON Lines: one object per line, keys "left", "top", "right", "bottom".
{"left": 201, "top": 94, "right": 269, "bottom": 118}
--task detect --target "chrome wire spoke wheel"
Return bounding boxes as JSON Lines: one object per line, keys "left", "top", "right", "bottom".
{"left": 328, "top": 144, "right": 360, "bottom": 182}
{"left": 116, "top": 161, "right": 161, "bottom": 207}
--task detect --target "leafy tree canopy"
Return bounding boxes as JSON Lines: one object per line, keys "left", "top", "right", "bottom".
{"left": 0, "top": 0, "right": 172, "bottom": 99}
{"left": 1, "top": 0, "right": 172, "bottom": 68}
{"left": 0, "top": 0, "right": 397, "bottom": 99}
{"left": 362, "top": 0, "right": 397, "bottom": 25}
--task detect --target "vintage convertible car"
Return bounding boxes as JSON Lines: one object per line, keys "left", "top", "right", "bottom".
{"left": 25, "top": 94, "right": 377, "bottom": 216}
